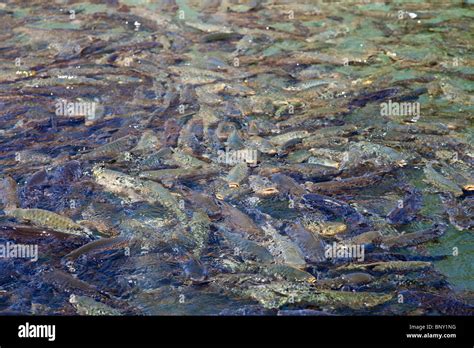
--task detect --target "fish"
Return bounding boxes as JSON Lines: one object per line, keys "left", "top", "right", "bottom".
{"left": 306, "top": 156, "right": 340, "bottom": 169}
{"left": 349, "top": 88, "right": 400, "bottom": 108}
{"left": 336, "top": 261, "right": 432, "bottom": 273}
{"left": 349, "top": 231, "right": 382, "bottom": 245}
{"left": 189, "top": 210, "right": 211, "bottom": 257}
{"left": 218, "top": 202, "right": 265, "bottom": 238}
{"left": 380, "top": 224, "right": 446, "bottom": 249}
{"left": 341, "top": 142, "right": 408, "bottom": 172}
{"left": 177, "top": 187, "right": 221, "bottom": 219}
{"left": 246, "top": 136, "right": 278, "bottom": 155}
{"left": 423, "top": 163, "right": 464, "bottom": 197}
{"left": 92, "top": 166, "right": 187, "bottom": 224}
{"left": 247, "top": 120, "right": 260, "bottom": 136}
{"left": 387, "top": 188, "right": 422, "bottom": 224}
{"left": 300, "top": 136, "right": 348, "bottom": 149}
{"left": 277, "top": 309, "right": 336, "bottom": 316}
{"left": 63, "top": 236, "right": 130, "bottom": 261}
{"left": 441, "top": 195, "right": 474, "bottom": 231}
{"left": 302, "top": 219, "right": 347, "bottom": 237}
{"left": 139, "top": 167, "right": 219, "bottom": 183}
{"left": 42, "top": 268, "right": 101, "bottom": 295}
{"left": 264, "top": 227, "right": 307, "bottom": 269}
{"left": 285, "top": 222, "right": 326, "bottom": 263}
{"left": 226, "top": 129, "right": 245, "bottom": 150}
{"left": 306, "top": 174, "right": 382, "bottom": 195}
{"left": 215, "top": 121, "right": 237, "bottom": 141}
{"left": 260, "top": 163, "right": 340, "bottom": 181}
{"left": 225, "top": 163, "right": 249, "bottom": 188}
{"left": 286, "top": 149, "right": 312, "bottom": 164}
{"left": 284, "top": 79, "right": 333, "bottom": 92}
{"left": 259, "top": 264, "right": 316, "bottom": 283}
{"left": 0, "top": 175, "right": 19, "bottom": 210}
{"left": 136, "top": 148, "right": 173, "bottom": 171}
{"left": 5, "top": 208, "right": 90, "bottom": 236}
{"left": 302, "top": 193, "right": 366, "bottom": 226}
{"left": 163, "top": 119, "right": 181, "bottom": 147}
{"left": 340, "top": 272, "right": 374, "bottom": 285}
{"left": 119, "top": 219, "right": 185, "bottom": 248}
{"left": 304, "top": 126, "right": 358, "bottom": 144}
{"left": 398, "top": 290, "right": 474, "bottom": 316}
{"left": 25, "top": 169, "right": 48, "bottom": 187}
{"left": 201, "top": 32, "right": 242, "bottom": 43}
{"left": 168, "top": 66, "right": 227, "bottom": 85}
{"left": 1, "top": 0, "right": 471, "bottom": 317}
{"left": 79, "top": 134, "right": 138, "bottom": 160}
{"left": 215, "top": 184, "right": 253, "bottom": 202}
{"left": 230, "top": 280, "right": 392, "bottom": 310}
{"left": 91, "top": 166, "right": 145, "bottom": 203}
{"left": 69, "top": 294, "right": 122, "bottom": 316}
{"left": 131, "top": 130, "right": 161, "bottom": 154}
{"left": 268, "top": 130, "right": 310, "bottom": 147}
{"left": 220, "top": 227, "right": 273, "bottom": 263}
{"left": 316, "top": 272, "right": 375, "bottom": 290}
{"left": 248, "top": 175, "right": 279, "bottom": 197}
{"left": 181, "top": 257, "right": 208, "bottom": 283}
{"left": 177, "top": 118, "right": 204, "bottom": 153}
{"left": 170, "top": 150, "right": 209, "bottom": 168}
{"left": 270, "top": 173, "right": 307, "bottom": 197}
{"left": 439, "top": 79, "right": 474, "bottom": 104}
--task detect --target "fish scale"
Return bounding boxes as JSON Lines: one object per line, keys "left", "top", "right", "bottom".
{"left": 6, "top": 208, "right": 89, "bottom": 236}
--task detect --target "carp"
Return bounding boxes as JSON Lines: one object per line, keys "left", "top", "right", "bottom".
{"left": 285, "top": 222, "right": 326, "bottom": 263}
{"left": 248, "top": 175, "right": 279, "bottom": 197}
{"left": 5, "top": 208, "right": 90, "bottom": 237}
{"left": 225, "top": 163, "right": 249, "bottom": 188}
{"left": 302, "top": 219, "right": 347, "bottom": 237}
{"left": 189, "top": 210, "right": 211, "bottom": 257}
{"left": 219, "top": 202, "right": 265, "bottom": 237}
{"left": 79, "top": 134, "right": 137, "bottom": 160}
{"left": 63, "top": 236, "right": 130, "bottom": 261}
{"left": 387, "top": 188, "right": 422, "bottom": 224}
{"left": 259, "top": 264, "right": 316, "bottom": 283}
{"left": 380, "top": 224, "right": 446, "bottom": 249}
{"left": 92, "top": 166, "right": 187, "bottom": 224}
{"left": 220, "top": 227, "right": 273, "bottom": 263}
{"left": 336, "top": 261, "right": 432, "bottom": 273}
{"left": 423, "top": 163, "right": 463, "bottom": 197}
{"left": 69, "top": 294, "right": 122, "bottom": 316}
{"left": 0, "top": 175, "right": 19, "bottom": 210}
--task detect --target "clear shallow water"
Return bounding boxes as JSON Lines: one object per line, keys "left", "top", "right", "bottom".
{"left": 0, "top": 0, "right": 473, "bottom": 315}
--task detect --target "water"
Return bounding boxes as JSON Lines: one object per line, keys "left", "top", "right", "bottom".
{"left": 0, "top": 0, "right": 473, "bottom": 315}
